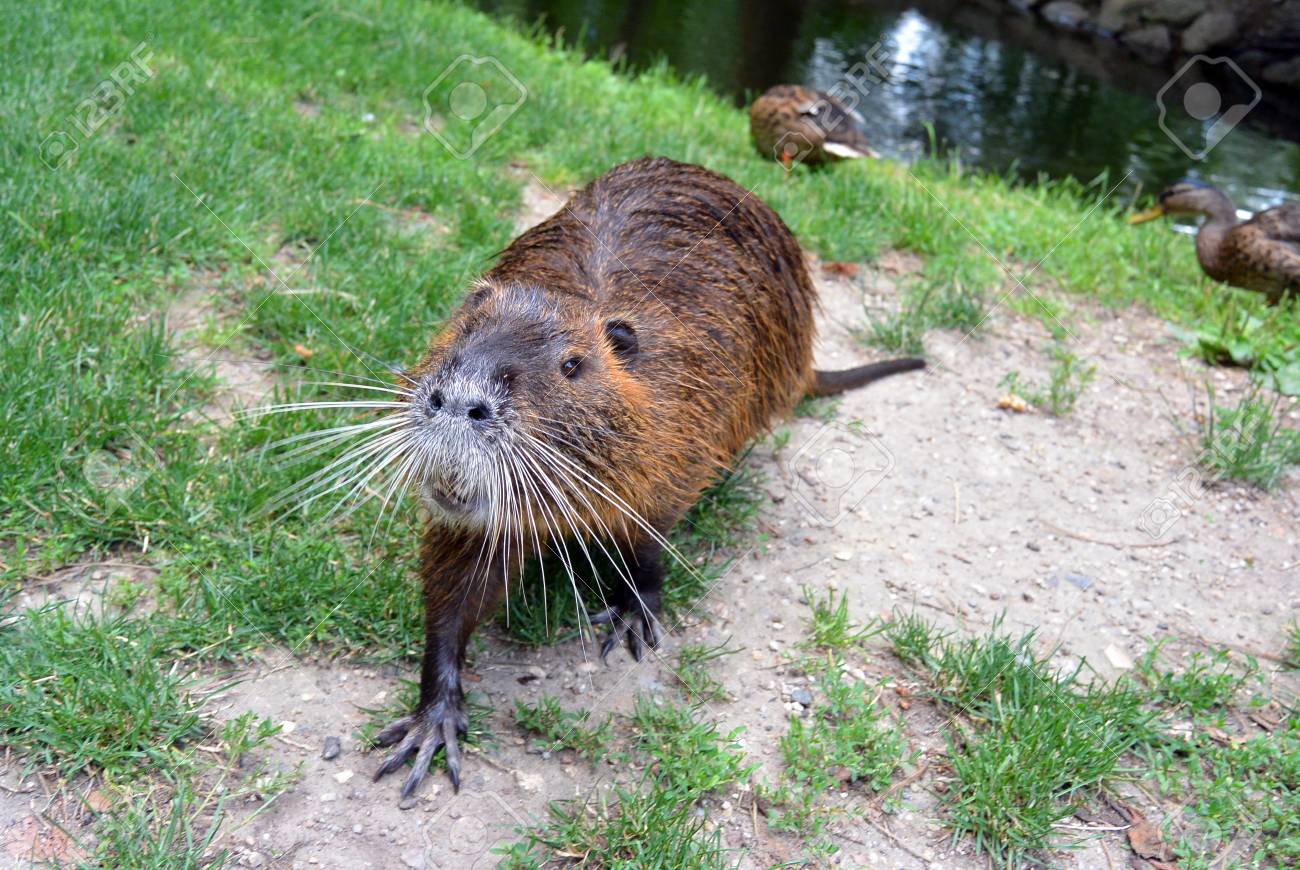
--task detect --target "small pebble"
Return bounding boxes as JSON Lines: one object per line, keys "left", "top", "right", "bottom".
{"left": 321, "top": 736, "right": 342, "bottom": 761}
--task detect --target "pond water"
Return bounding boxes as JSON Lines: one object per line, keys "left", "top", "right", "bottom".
{"left": 473, "top": 0, "right": 1300, "bottom": 213}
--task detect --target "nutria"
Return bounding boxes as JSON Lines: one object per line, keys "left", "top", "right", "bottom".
{"left": 320, "top": 157, "right": 924, "bottom": 799}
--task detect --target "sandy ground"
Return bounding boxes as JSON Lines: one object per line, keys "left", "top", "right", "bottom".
{"left": 4, "top": 180, "right": 1298, "bottom": 870}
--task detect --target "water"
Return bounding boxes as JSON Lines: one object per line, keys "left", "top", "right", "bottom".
{"left": 473, "top": 0, "right": 1299, "bottom": 212}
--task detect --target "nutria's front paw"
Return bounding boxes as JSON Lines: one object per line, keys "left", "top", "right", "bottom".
{"left": 591, "top": 592, "right": 662, "bottom": 663}
{"left": 372, "top": 696, "right": 468, "bottom": 799}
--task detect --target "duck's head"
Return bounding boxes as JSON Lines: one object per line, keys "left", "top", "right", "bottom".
{"left": 1128, "top": 179, "right": 1226, "bottom": 224}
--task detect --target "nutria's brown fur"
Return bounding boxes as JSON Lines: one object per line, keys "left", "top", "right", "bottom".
{"left": 370, "top": 157, "right": 922, "bottom": 799}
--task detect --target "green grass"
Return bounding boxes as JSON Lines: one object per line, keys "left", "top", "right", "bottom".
{"left": 514, "top": 693, "right": 613, "bottom": 761}
{"left": 771, "top": 667, "right": 911, "bottom": 845}
{"left": 0, "top": 0, "right": 1294, "bottom": 862}
{"left": 501, "top": 774, "right": 732, "bottom": 869}
{"left": 671, "top": 639, "right": 738, "bottom": 704}
{"left": 864, "top": 273, "right": 990, "bottom": 354}
{"left": 1287, "top": 623, "right": 1300, "bottom": 671}
{"left": 1000, "top": 342, "right": 1097, "bottom": 417}
{"left": 888, "top": 615, "right": 1153, "bottom": 865}
{"left": 1196, "top": 385, "right": 1300, "bottom": 489}
{"left": 800, "top": 585, "right": 884, "bottom": 652}
{"left": 504, "top": 695, "right": 750, "bottom": 868}
{"left": 1136, "top": 641, "right": 1258, "bottom": 715}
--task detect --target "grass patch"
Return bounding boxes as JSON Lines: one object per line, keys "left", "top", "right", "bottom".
{"left": 505, "top": 695, "right": 749, "bottom": 867}
{"left": 890, "top": 615, "right": 1152, "bottom": 865}
{"left": 0, "top": 609, "right": 204, "bottom": 777}
{"left": 1175, "top": 303, "right": 1300, "bottom": 396}
{"left": 514, "top": 694, "right": 612, "bottom": 761}
{"left": 1000, "top": 342, "right": 1097, "bottom": 417}
{"left": 1196, "top": 385, "right": 1300, "bottom": 489}
{"left": 628, "top": 697, "right": 752, "bottom": 797}
{"left": 760, "top": 591, "right": 911, "bottom": 858}
{"left": 769, "top": 667, "right": 911, "bottom": 846}
{"left": 801, "top": 585, "right": 883, "bottom": 652}
{"left": 863, "top": 274, "right": 990, "bottom": 355}
{"left": 501, "top": 774, "right": 732, "bottom": 869}
{"left": 1136, "top": 641, "right": 1258, "bottom": 715}
{"left": 672, "top": 639, "right": 738, "bottom": 704}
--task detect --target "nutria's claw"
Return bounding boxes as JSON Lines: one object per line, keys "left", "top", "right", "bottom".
{"left": 372, "top": 699, "right": 466, "bottom": 799}
{"left": 591, "top": 603, "right": 662, "bottom": 664}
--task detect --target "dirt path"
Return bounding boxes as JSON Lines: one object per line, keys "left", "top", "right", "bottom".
{"left": 205, "top": 181, "right": 1299, "bottom": 870}
{"left": 27, "top": 181, "right": 1294, "bottom": 870}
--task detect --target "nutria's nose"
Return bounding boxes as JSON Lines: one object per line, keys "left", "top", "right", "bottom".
{"left": 427, "top": 388, "right": 493, "bottom": 424}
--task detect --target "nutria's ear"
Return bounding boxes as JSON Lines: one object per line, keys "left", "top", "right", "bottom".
{"left": 604, "top": 318, "right": 638, "bottom": 361}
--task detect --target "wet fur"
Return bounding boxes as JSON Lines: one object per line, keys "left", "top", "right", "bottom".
{"left": 374, "top": 157, "right": 917, "bottom": 798}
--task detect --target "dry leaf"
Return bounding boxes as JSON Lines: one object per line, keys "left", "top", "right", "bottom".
{"left": 823, "top": 261, "right": 860, "bottom": 277}
{"left": 1116, "top": 800, "right": 1174, "bottom": 863}
{"left": 85, "top": 789, "right": 113, "bottom": 813}
{"left": 293, "top": 343, "right": 314, "bottom": 359}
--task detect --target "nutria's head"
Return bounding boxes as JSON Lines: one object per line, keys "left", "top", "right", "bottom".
{"left": 402, "top": 281, "right": 646, "bottom": 533}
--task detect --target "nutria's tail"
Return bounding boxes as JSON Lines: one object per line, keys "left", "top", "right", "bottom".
{"left": 808, "top": 358, "right": 925, "bottom": 397}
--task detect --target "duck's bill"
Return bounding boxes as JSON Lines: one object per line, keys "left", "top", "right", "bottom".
{"left": 1127, "top": 205, "right": 1165, "bottom": 225}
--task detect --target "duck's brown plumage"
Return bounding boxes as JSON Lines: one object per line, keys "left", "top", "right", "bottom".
{"left": 1130, "top": 181, "right": 1300, "bottom": 304}
{"left": 749, "top": 84, "right": 879, "bottom": 167}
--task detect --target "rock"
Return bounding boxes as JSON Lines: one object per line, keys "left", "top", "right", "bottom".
{"left": 1182, "top": 11, "right": 1237, "bottom": 53}
{"left": 398, "top": 796, "right": 419, "bottom": 811}
{"left": 514, "top": 770, "right": 544, "bottom": 792}
{"left": 321, "top": 736, "right": 342, "bottom": 761}
{"left": 333, "top": 769, "right": 354, "bottom": 784}
{"left": 790, "top": 688, "right": 813, "bottom": 706}
{"left": 1263, "top": 57, "right": 1300, "bottom": 88}
{"left": 1104, "top": 644, "right": 1134, "bottom": 670}
{"left": 401, "top": 850, "right": 425, "bottom": 868}
{"left": 1095, "top": 0, "right": 1145, "bottom": 32}
{"left": 1064, "top": 571, "right": 1094, "bottom": 591}
{"left": 1144, "top": 0, "right": 1207, "bottom": 26}
{"left": 1123, "top": 25, "right": 1173, "bottom": 61}
{"left": 1040, "top": 0, "right": 1091, "bottom": 30}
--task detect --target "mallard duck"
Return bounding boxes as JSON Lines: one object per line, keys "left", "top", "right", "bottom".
{"left": 750, "top": 84, "right": 880, "bottom": 168}
{"left": 1128, "top": 180, "right": 1299, "bottom": 304}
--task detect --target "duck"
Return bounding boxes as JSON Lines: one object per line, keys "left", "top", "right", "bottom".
{"left": 1128, "top": 180, "right": 1299, "bottom": 304}
{"left": 749, "top": 84, "right": 880, "bottom": 169}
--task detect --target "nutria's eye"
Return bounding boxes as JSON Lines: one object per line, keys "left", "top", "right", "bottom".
{"left": 561, "top": 357, "right": 583, "bottom": 378}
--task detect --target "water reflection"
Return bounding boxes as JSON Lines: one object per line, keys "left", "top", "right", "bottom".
{"left": 475, "top": 0, "right": 1299, "bottom": 211}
